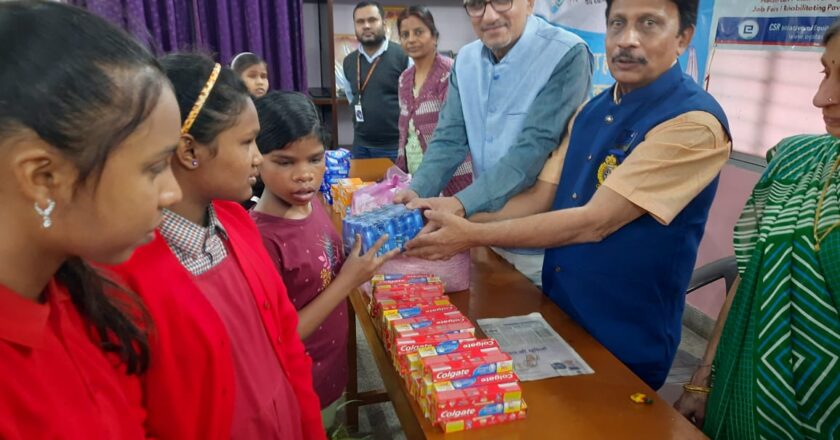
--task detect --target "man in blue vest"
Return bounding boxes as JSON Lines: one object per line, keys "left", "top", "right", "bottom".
{"left": 394, "top": 0, "right": 593, "bottom": 286}
{"left": 406, "top": 0, "right": 731, "bottom": 389}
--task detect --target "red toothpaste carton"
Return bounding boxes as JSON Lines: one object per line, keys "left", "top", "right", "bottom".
{"left": 391, "top": 333, "right": 475, "bottom": 377}
{"left": 374, "top": 282, "right": 445, "bottom": 296}
{"left": 420, "top": 376, "right": 521, "bottom": 421}
{"left": 431, "top": 382, "right": 522, "bottom": 413}
{"left": 438, "top": 402, "right": 528, "bottom": 433}
{"left": 422, "top": 350, "right": 513, "bottom": 393}
{"left": 391, "top": 319, "right": 475, "bottom": 344}
{"left": 383, "top": 310, "right": 466, "bottom": 347}
{"left": 371, "top": 274, "right": 440, "bottom": 288}
{"left": 388, "top": 314, "right": 469, "bottom": 349}
{"left": 378, "top": 300, "right": 455, "bottom": 331}
{"left": 405, "top": 339, "right": 501, "bottom": 378}
{"left": 428, "top": 370, "right": 519, "bottom": 394}
{"left": 370, "top": 297, "right": 451, "bottom": 322}
{"left": 373, "top": 286, "right": 443, "bottom": 305}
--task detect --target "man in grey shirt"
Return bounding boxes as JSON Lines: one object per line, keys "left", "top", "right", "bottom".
{"left": 396, "top": 0, "right": 592, "bottom": 284}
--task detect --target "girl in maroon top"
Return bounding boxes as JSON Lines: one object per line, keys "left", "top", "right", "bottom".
{"left": 0, "top": 2, "right": 182, "bottom": 438}
{"left": 250, "top": 91, "right": 398, "bottom": 427}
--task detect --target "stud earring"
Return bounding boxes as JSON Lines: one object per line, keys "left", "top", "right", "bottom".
{"left": 192, "top": 160, "right": 198, "bottom": 167}
{"left": 34, "top": 199, "right": 56, "bottom": 229}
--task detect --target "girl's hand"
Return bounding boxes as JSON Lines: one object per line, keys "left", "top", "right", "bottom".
{"left": 340, "top": 234, "right": 400, "bottom": 287}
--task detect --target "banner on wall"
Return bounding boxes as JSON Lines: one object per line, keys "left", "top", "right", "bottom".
{"left": 535, "top": 0, "right": 716, "bottom": 96}
{"left": 710, "top": 0, "right": 839, "bottom": 50}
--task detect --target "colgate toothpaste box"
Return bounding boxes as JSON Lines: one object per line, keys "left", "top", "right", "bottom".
{"left": 404, "top": 339, "right": 501, "bottom": 378}
{"left": 370, "top": 297, "right": 452, "bottom": 323}
{"left": 374, "top": 282, "right": 445, "bottom": 297}
{"left": 431, "top": 382, "right": 522, "bottom": 413}
{"left": 392, "top": 333, "right": 481, "bottom": 377}
{"left": 373, "top": 287, "right": 446, "bottom": 317}
{"left": 437, "top": 402, "right": 528, "bottom": 433}
{"left": 383, "top": 311, "right": 466, "bottom": 349}
{"left": 391, "top": 319, "right": 475, "bottom": 346}
{"left": 388, "top": 314, "right": 469, "bottom": 349}
{"left": 418, "top": 374, "right": 521, "bottom": 420}
{"left": 427, "top": 370, "right": 519, "bottom": 395}
{"left": 381, "top": 303, "right": 457, "bottom": 326}
{"left": 422, "top": 350, "right": 513, "bottom": 394}
{"left": 371, "top": 274, "right": 440, "bottom": 288}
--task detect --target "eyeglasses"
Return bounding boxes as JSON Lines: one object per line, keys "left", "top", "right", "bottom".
{"left": 464, "top": 0, "right": 514, "bottom": 18}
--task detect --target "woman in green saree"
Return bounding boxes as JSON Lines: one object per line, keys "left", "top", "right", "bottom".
{"left": 675, "top": 18, "right": 840, "bottom": 439}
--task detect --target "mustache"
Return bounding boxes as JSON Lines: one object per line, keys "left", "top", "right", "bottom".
{"left": 612, "top": 50, "right": 647, "bottom": 65}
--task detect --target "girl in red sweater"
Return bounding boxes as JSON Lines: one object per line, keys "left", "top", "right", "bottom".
{"left": 0, "top": 2, "right": 181, "bottom": 438}
{"left": 110, "top": 54, "right": 324, "bottom": 439}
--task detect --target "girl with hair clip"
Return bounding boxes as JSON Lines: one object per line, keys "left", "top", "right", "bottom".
{"left": 110, "top": 55, "right": 324, "bottom": 439}
{"left": 0, "top": 1, "right": 181, "bottom": 438}
{"left": 231, "top": 52, "right": 270, "bottom": 98}
{"left": 250, "top": 91, "right": 398, "bottom": 428}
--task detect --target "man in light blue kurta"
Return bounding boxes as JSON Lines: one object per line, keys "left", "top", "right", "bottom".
{"left": 395, "top": 0, "right": 592, "bottom": 285}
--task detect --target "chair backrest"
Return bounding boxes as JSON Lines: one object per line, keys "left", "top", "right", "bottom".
{"left": 686, "top": 256, "right": 738, "bottom": 296}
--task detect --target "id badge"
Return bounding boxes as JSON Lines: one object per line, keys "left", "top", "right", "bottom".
{"left": 354, "top": 104, "right": 364, "bottom": 122}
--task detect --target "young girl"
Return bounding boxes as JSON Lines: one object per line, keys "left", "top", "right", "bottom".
{"left": 250, "top": 91, "right": 397, "bottom": 427}
{"left": 232, "top": 52, "right": 270, "bottom": 98}
{"left": 110, "top": 55, "right": 324, "bottom": 439}
{"left": 0, "top": 2, "right": 181, "bottom": 438}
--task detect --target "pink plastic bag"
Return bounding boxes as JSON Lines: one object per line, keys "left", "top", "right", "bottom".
{"left": 375, "top": 251, "right": 471, "bottom": 293}
{"left": 350, "top": 166, "right": 411, "bottom": 215}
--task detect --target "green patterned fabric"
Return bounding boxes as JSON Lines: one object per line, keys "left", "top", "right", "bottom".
{"left": 405, "top": 118, "right": 424, "bottom": 175}
{"left": 705, "top": 134, "right": 840, "bottom": 439}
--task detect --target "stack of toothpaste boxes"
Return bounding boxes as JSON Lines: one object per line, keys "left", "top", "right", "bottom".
{"left": 369, "top": 274, "right": 527, "bottom": 433}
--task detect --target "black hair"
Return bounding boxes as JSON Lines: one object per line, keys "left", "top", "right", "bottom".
{"left": 160, "top": 52, "right": 250, "bottom": 148}
{"left": 231, "top": 52, "right": 267, "bottom": 76}
{"left": 824, "top": 17, "right": 840, "bottom": 46}
{"left": 0, "top": 1, "right": 160, "bottom": 375}
{"left": 397, "top": 5, "right": 440, "bottom": 40}
{"left": 254, "top": 91, "right": 332, "bottom": 154}
{"left": 354, "top": 1, "right": 385, "bottom": 21}
{"left": 605, "top": 0, "right": 698, "bottom": 34}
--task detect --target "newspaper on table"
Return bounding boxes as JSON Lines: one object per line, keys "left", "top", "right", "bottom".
{"left": 477, "top": 312, "right": 593, "bottom": 381}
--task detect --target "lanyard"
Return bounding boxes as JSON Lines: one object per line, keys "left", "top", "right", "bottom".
{"left": 357, "top": 52, "right": 382, "bottom": 97}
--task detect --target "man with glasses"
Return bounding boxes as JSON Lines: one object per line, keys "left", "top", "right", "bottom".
{"left": 405, "top": 0, "right": 731, "bottom": 390}
{"left": 395, "top": 0, "right": 593, "bottom": 286}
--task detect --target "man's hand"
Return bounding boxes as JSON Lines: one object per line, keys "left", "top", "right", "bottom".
{"left": 406, "top": 196, "right": 466, "bottom": 218}
{"left": 405, "top": 210, "right": 478, "bottom": 260}
{"left": 393, "top": 189, "right": 419, "bottom": 205}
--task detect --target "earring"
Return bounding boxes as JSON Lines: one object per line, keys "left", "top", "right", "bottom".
{"left": 34, "top": 199, "right": 56, "bottom": 229}
{"left": 192, "top": 160, "right": 198, "bottom": 167}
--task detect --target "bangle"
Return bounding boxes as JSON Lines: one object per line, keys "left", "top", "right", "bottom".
{"left": 683, "top": 384, "right": 711, "bottom": 394}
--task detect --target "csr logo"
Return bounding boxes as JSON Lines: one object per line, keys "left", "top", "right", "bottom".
{"left": 739, "top": 19, "right": 760, "bottom": 40}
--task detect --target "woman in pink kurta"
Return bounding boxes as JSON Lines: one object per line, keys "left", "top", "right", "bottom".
{"left": 395, "top": 6, "right": 473, "bottom": 196}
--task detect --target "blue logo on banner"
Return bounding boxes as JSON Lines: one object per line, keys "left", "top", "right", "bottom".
{"left": 716, "top": 16, "right": 838, "bottom": 46}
